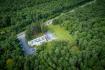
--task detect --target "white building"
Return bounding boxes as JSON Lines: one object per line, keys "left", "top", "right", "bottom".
{"left": 28, "top": 32, "right": 56, "bottom": 47}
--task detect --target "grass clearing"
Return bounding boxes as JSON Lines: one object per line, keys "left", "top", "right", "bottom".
{"left": 48, "top": 24, "right": 76, "bottom": 44}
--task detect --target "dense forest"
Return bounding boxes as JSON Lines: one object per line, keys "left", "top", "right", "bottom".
{"left": 0, "top": 0, "right": 105, "bottom": 70}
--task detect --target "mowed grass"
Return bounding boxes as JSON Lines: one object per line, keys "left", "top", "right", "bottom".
{"left": 48, "top": 24, "right": 76, "bottom": 44}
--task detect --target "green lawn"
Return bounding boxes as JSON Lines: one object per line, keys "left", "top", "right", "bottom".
{"left": 48, "top": 24, "right": 76, "bottom": 44}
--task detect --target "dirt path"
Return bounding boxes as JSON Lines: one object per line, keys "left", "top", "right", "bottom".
{"left": 54, "top": 0, "right": 96, "bottom": 19}
{"left": 80, "top": 0, "right": 96, "bottom": 8}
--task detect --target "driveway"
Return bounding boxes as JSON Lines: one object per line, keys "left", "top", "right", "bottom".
{"left": 17, "top": 32, "right": 35, "bottom": 55}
